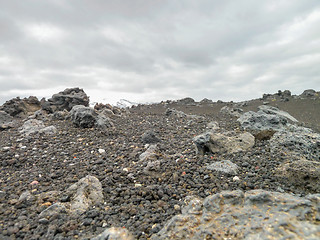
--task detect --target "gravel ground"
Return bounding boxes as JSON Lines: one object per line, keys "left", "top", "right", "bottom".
{"left": 0, "top": 96, "right": 319, "bottom": 239}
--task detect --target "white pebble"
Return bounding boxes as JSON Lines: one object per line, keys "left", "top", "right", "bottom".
{"left": 98, "top": 149, "right": 106, "bottom": 154}
{"left": 3, "top": 147, "right": 10, "bottom": 150}
{"left": 123, "top": 168, "right": 129, "bottom": 172}
{"left": 233, "top": 176, "right": 240, "bottom": 181}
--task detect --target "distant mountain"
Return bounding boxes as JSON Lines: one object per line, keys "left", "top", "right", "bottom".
{"left": 116, "top": 99, "right": 139, "bottom": 108}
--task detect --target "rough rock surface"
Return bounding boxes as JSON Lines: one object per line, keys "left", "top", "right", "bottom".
{"left": 193, "top": 131, "right": 255, "bottom": 155}
{"left": 152, "top": 189, "right": 320, "bottom": 240}
{"left": 258, "top": 105, "right": 298, "bottom": 122}
{"left": 207, "top": 160, "right": 239, "bottom": 175}
{"left": 141, "top": 130, "right": 160, "bottom": 144}
{"left": 0, "top": 96, "right": 40, "bottom": 117}
{"left": 270, "top": 126, "right": 320, "bottom": 161}
{"left": 70, "top": 105, "right": 113, "bottom": 129}
{"left": 238, "top": 108, "right": 288, "bottom": 131}
{"left": 19, "top": 119, "right": 57, "bottom": 136}
{"left": 64, "top": 175, "right": 104, "bottom": 216}
{"left": 276, "top": 159, "right": 320, "bottom": 192}
{"left": 0, "top": 110, "right": 13, "bottom": 124}
{"left": 41, "top": 87, "right": 89, "bottom": 113}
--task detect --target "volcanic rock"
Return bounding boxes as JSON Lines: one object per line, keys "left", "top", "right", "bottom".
{"left": 193, "top": 131, "right": 255, "bottom": 155}
{"left": 300, "top": 89, "right": 317, "bottom": 98}
{"left": 276, "top": 159, "right": 320, "bottom": 192}
{"left": 41, "top": 87, "right": 89, "bottom": 113}
{"left": 0, "top": 96, "right": 40, "bottom": 117}
{"left": 141, "top": 130, "right": 160, "bottom": 144}
{"left": 19, "top": 119, "right": 56, "bottom": 136}
{"left": 64, "top": 175, "right": 104, "bottom": 216}
{"left": 238, "top": 107, "right": 289, "bottom": 131}
{"left": 151, "top": 189, "right": 320, "bottom": 240}
{"left": 207, "top": 160, "right": 239, "bottom": 175}
{"left": 270, "top": 126, "right": 320, "bottom": 161}
{"left": 70, "top": 105, "right": 113, "bottom": 129}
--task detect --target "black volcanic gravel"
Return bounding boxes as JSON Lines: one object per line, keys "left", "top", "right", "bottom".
{"left": 0, "top": 99, "right": 319, "bottom": 239}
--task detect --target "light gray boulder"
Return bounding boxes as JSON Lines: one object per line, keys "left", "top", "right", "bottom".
{"left": 193, "top": 131, "right": 255, "bottom": 155}
{"left": 238, "top": 105, "right": 298, "bottom": 131}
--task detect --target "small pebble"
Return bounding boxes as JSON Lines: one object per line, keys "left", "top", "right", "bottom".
{"left": 98, "top": 149, "right": 106, "bottom": 154}
{"left": 233, "top": 176, "right": 240, "bottom": 181}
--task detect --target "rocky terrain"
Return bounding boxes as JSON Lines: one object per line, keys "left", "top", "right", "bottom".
{"left": 0, "top": 88, "right": 320, "bottom": 239}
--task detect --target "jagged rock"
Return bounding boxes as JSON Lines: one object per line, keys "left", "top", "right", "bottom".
{"left": 144, "top": 160, "right": 161, "bottom": 174}
{"left": 276, "top": 159, "right": 320, "bottom": 192}
{"left": 64, "top": 175, "right": 104, "bottom": 216}
{"left": 96, "top": 114, "right": 114, "bottom": 129}
{"left": 262, "top": 90, "right": 292, "bottom": 101}
{"left": 207, "top": 160, "right": 239, "bottom": 175}
{"left": 91, "top": 227, "right": 135, "bottom": 240}
{"left": 238, "top": 107, "right": 290, "bottom": 131}
{"left": 270, "top": 126, "right": 320, "bottom": 161}
{"left": 199, "top": 98, "right": 213, "bottom": 104}
{"left": 220, "top": 106, "right": 243, "bottom": 117}
{"left": 19, "top": 119, "right": 56, "bottom": 136}
{"left": 41, "top": 88, "right": 89, "bottom": 113}
{"left": 151, "top": 189, "right": 320, "bottom": 240}
{"left": 142, "top": 130, "right": 160, "bottom": 144}
{"left": 300, "top": 89, "right": 317, "bottom": 98}
{"left": 193, "top": 131, "right": 255, "bottom": 155}
{"left": 94, "top": 103, "right": 113, "bottom": 111}
{"left": 19, "top": 119, "right": 44, "bottom": 135}
{"left": 0, "top": 96, "right": 40, "bottom": 117}
{"left": 139, "top": 145, "right": 159, "bottom": 162}
{"left": 70, "top": 105, "right": 98, "bottom": 128}
{"left": 39, "top": 203, "right": 67, "bottom": 219}
{"left": 258, "top": 105, "right": 298, "bottom": 122}
{"left": 70, "top": 105, "right": 114, "bottom": 129}
{"left": 176, "top": 97, "right": 196, "bottom": 105}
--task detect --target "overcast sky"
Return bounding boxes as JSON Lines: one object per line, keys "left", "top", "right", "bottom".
{"left": 0, "top": 0, "right": 319, "bottom": 105}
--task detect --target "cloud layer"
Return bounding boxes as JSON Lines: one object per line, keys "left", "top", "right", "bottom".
{"left": 1, "top": 0, "right": 319, "bottom": 104}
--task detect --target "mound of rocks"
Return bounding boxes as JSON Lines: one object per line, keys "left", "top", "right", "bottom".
{"left": 151, "top": 189, "right": 320, "bottom": 240}
{"left": 41, "top": 88, "right": 89, "bottom": 113}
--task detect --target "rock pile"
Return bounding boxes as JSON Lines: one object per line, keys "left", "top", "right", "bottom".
{"left": 41, "top": 87, "right": 89, "bottom": 113}
{"left": 0, "top": 96, "right": 40, "bottom": 118}
{"left": 0, "top": 88, "right": 319, "bottom": 240}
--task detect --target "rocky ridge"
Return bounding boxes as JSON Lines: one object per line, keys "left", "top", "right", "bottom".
{"left": 0, "top": 88, "right": 320, "bottom": 239}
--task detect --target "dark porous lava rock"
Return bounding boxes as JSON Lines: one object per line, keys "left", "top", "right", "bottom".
{"left": 0, "top": 89, "right": 319, "bottom": 239}
{"left": 42, "top": 87, "right": 89, "bottom": 113}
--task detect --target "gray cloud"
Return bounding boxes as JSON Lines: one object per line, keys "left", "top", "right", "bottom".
{"left": 0, "top": 0, "right": 320, "bottom": 104}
